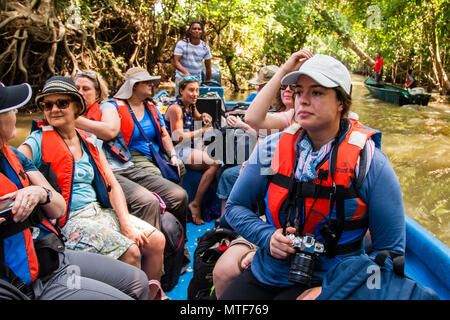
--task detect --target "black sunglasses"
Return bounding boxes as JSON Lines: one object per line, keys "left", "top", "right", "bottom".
{"left": 280, "top": 84, "right": 296, "bottom": 91}
{"left": 39, "top": 99, "right": 72, "bottom": 111}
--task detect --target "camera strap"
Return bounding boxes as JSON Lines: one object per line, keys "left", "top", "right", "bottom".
{"left": 0, "top": 208, "right": 44, "bottom": 239}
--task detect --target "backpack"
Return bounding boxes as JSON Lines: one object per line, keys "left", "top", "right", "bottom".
{"left": 317, "top": 250, "right": 440, "bottom": 300}
{"left": 187, "top": 227, "right": 239, "bottom": 300}
{"left": 160, "top": 212, "right": 186, "bottom": 292}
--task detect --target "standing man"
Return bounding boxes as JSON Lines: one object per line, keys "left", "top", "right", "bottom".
{"left": 374, "top": 51, "right": 384, "bottom": 86}
{"left": 173, "top": 21, "right": 212, "bottom": 94}
{"left": 405, "top": 69, "right": 416, "bottom": 89}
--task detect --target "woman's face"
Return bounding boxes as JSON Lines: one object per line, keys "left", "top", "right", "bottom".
{"left": 133, "top": 80, "right": 154, "bottom": 99}
{"left": 75, "top": 77, "right": 98, "bottom": 108}
{"left": 280, "top": 85, "right": 294, "bottom": 109}
{"left": 293, "top": 75, "right": 343, "bottom": 132}
{"left": 180, "top": 82, "right": 199, "bottom": 106}
{"left": 189, "top": 23, "right": 203, "bottom": 39}
{"left": 0, "top": 109, "right": 17, "bottom": 144}
{"left": 41, "top": 94, "right": 78, "bottom": 128}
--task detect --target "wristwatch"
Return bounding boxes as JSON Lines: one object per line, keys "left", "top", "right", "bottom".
{"left": 40, "top": 186, "right": 53, "bottom": 205}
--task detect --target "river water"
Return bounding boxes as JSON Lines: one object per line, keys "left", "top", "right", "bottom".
{"left": 9, "top": 74, "right": 450, "bottom": 246}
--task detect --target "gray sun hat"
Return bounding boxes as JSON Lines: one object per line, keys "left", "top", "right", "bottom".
{"left": 0, "top": 83, "right": 32, "bottom": 114}
{"left": 281, "top": 54, "right": 352, "bottom": 95}
{"left": 114, "top": 67, "right": 161, "bottom": 100}
{"left": 35, "top": 76, "right": 86, "bottom": 115}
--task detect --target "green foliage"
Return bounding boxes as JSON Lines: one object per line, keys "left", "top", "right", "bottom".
{"left": 0, "top": 0, "right": 447, "bottom": 92}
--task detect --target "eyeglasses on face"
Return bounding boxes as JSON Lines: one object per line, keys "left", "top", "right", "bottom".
{"left": 181, "top": 75, "right": 200, "bottom": 82}
{"left": 39, "top": 99, "right": 72, "bottom": 111}
{"left": 280, "top": 84, "right": 296, "bottom": 91}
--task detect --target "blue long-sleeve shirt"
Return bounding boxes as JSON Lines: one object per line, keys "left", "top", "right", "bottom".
{"left": 225, "top": 132, "right": 405, "bottom": 287}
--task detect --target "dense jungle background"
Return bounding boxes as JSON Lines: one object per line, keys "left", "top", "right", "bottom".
{"left": 0, "top": 0, "right": 448, "bottom": 97}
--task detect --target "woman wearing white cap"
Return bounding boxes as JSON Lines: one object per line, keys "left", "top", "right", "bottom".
{"left": 0, "top": 82, "right": 152, "bottom": 300}
{"left": 220, "top": 51, "right": 405, "bottom": 300}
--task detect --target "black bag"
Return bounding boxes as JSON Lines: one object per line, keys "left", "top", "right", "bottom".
{"left": 34, "top": 232, "right": 65, "bottom": 280}
{"left": 160, "top": 212, "right": 186, "bottom": 291}
{"left": 187, "top": 227, "right": 239, "bottom": 300}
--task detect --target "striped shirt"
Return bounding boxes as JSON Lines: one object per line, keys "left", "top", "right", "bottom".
{"left": 174, "top": 39, "right": 211, "bottom": 81}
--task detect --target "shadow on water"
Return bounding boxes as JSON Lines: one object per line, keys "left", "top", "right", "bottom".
{"left": 11, "top": 74, "right": 450, "bottom": 246}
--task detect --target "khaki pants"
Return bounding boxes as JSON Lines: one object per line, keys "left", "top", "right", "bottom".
{"left": 130, "top": 150, "right": 186, "bottom": 177}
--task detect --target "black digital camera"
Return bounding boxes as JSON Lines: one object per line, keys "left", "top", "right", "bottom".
{"left": 287, "top": 233, "right": 325, "bottom": 286}
{"left": 0, "top": 198, "right": 13, "bottom": 221}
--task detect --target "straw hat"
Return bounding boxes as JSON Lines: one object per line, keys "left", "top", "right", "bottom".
{"left": 35, "top": 76, "right": 86, "bottom": 115}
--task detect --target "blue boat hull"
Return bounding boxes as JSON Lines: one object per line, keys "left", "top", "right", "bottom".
{"left": 405, "top": 215, "right": 450, "bottom": 299}
{"left": 167, "top": 215, "right": 449, "bottom": 300}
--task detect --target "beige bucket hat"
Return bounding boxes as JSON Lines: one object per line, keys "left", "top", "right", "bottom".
{"left": 248, "top": 65, "right": 280, "bottom": 86}
{"left": 114, "top": 67, "right": 161, "bottom": 100}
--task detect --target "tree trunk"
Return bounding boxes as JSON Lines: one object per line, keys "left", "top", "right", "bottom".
{"left": 312, "top": 2, "right": 375, "bottom": 67}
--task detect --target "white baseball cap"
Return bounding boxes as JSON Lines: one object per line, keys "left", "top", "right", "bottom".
{"left": 281, "top": 54, "right": 352, "bottom": 95}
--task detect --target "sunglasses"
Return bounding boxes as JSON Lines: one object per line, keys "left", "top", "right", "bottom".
{"left": 181, "top": 75, "right": 200, "bottom": 82}
{"left": 280, "top": 84, "right": 296, "bottom": 91}
{"left": 39, "top": 99, "right": 72, "bottom": 111}
{"left": 75, "top": 69, "right": 101, "bottom": 87}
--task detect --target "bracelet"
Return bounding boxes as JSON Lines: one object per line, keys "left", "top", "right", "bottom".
{"left": 170, "top": 154, "right": 177, "bottom": 158}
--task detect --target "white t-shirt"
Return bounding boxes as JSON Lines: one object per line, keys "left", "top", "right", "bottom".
{"left": 174, "top": 39, "right": 212, "bottom": 81}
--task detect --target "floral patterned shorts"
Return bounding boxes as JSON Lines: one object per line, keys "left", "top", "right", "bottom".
{"left": 62, "top": 202, "right": 156, "bottom": 260}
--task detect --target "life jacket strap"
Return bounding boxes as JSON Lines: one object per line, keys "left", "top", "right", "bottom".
{"left": 334, "top": 238, "right": 364, "bottom": 256}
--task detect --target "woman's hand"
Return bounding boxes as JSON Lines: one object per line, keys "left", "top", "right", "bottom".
{"left": 121, "top": 224, "right": 149, "bottom": 248}
{"left": 169, "top": 154, "right": 181, "bottom": 176}
{"left": 226, "top": 115, "right": 246, "bottom": 129}
{"left": 281, "top": 49, "right": 313, "bottom": 74}
{"left": 201, "top": 112, "right": 213, "bottom": 126}
{"left": 0, "top": 186, "right": 46, "bottom": 223}
{"left": 269, "top": 227, "right": 297, "bottom": 259}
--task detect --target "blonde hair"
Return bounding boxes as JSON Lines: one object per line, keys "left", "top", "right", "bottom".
{"left": 74, "top": 70, "right": 109, "bottom": 103}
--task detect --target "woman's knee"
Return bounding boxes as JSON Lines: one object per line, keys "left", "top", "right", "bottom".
{"left": 170, "top": 185, "right": 188, "bottom": 208}
{"left": 146, "top": 229, "right": 166, "bottom": 253}
{"left": 120, "top": 244, "right": 142, "bottom": 266}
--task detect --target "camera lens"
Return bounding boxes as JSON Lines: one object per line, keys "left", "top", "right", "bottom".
{"left": 288, "top": 252, "right": 315, "bottom": 285}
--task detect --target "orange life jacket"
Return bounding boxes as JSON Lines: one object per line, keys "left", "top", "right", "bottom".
{"left": 0, "top": 145, "right": 59, "bottom": 290}
{"left": 266, "top": 119, "right": 380, "bottom": 257}
{"left": 114, "top": 99, "right": 167, "bottom": 152}
{"left": 82, "top": 101, "right": 131, "bottom": 162}
{"left": 31, "top": 120, "right": 111, "bottom": 228}
{"left": 84, "top": 101, "right": 103, "bottom": 121}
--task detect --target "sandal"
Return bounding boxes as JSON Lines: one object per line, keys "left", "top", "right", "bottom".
{"left": 237, "top": 249, "right": 257, "bottom": 272}
{"left": 148, "top": 280, "right": 170, "bottom": 300}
